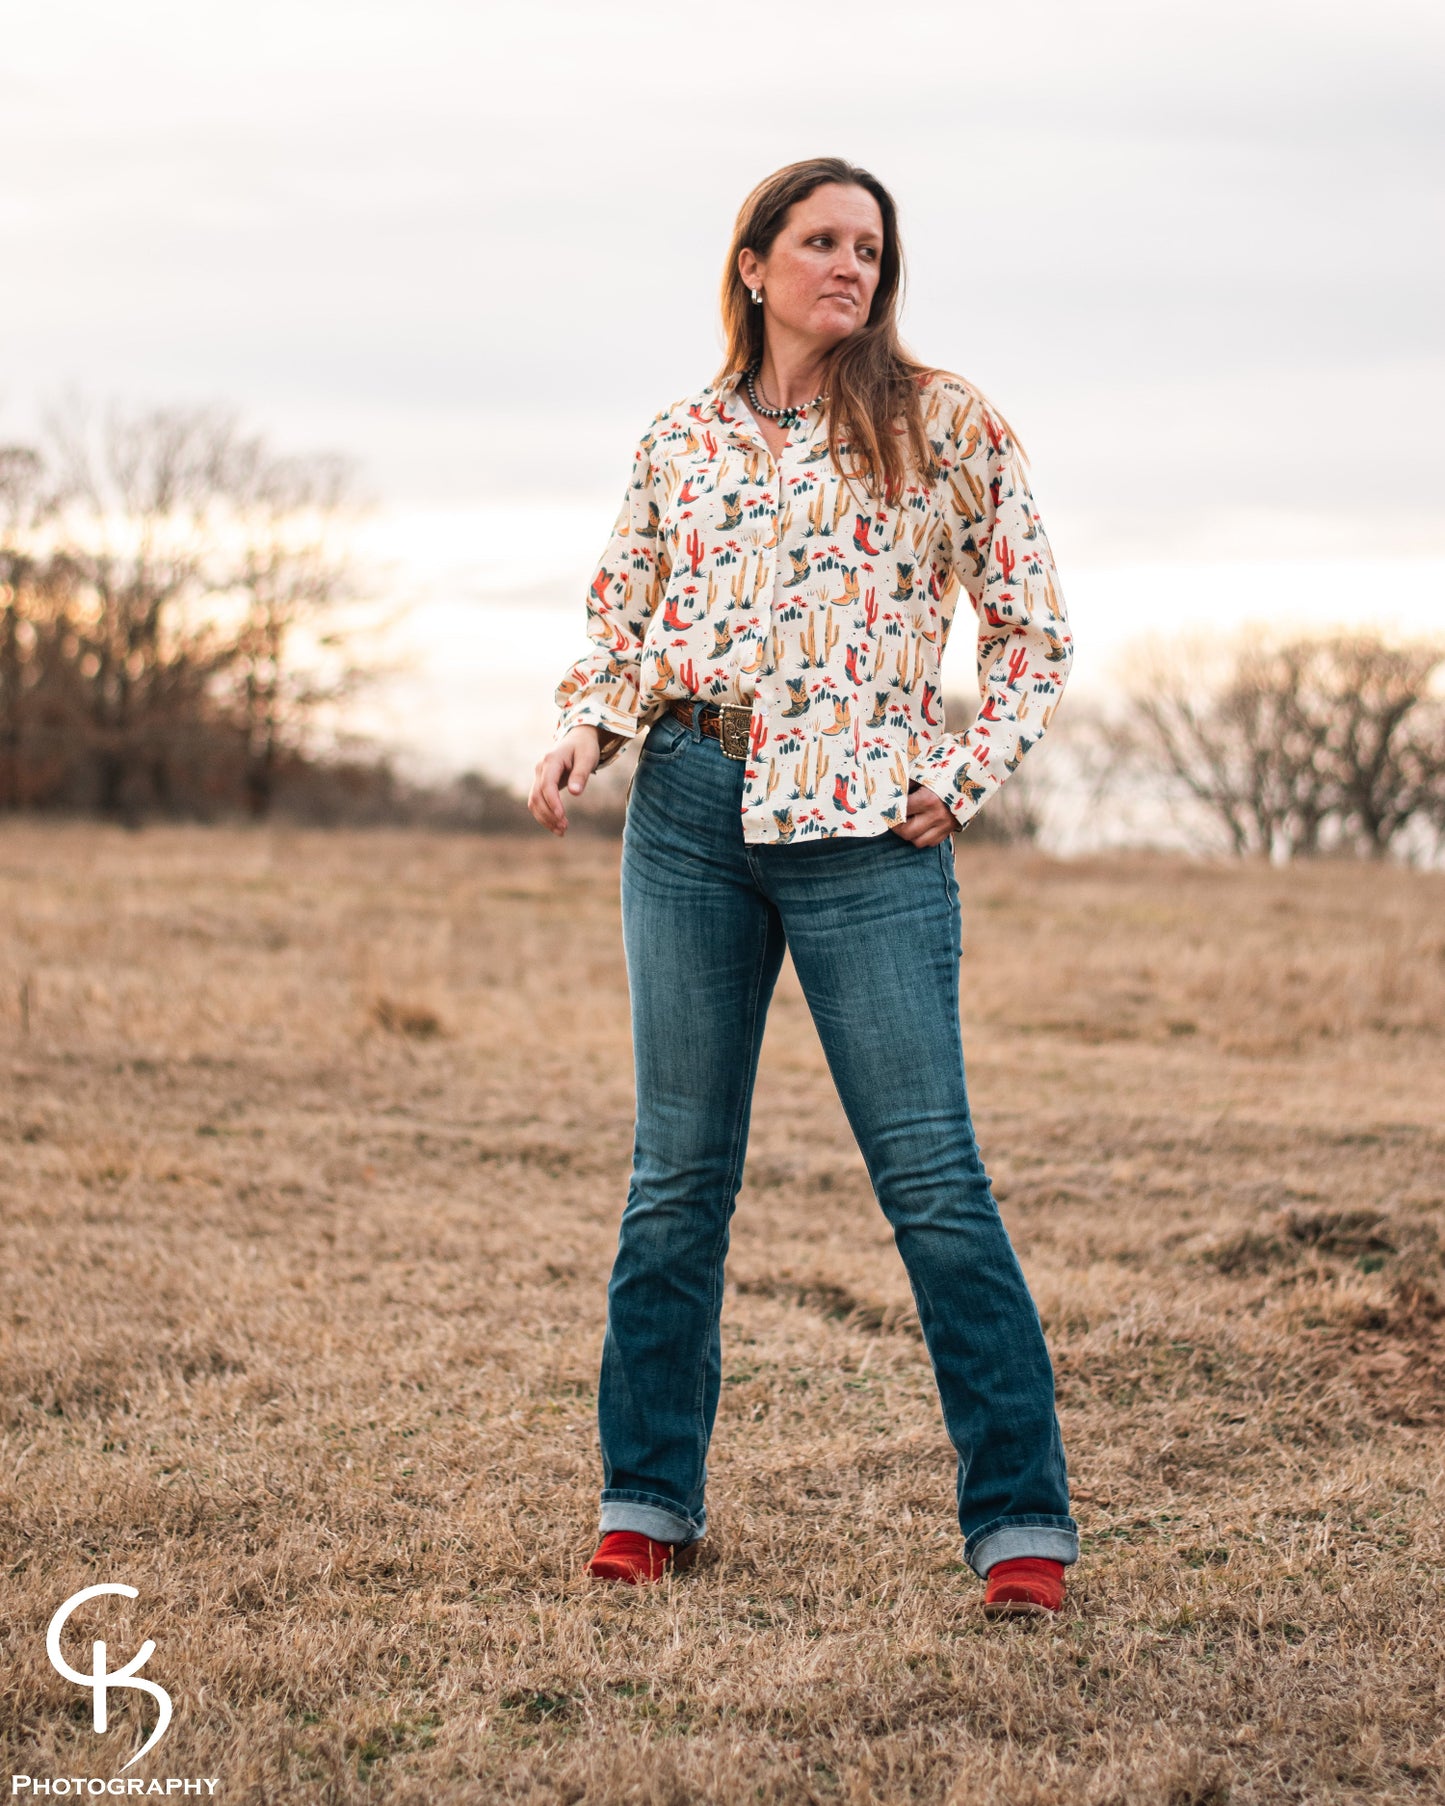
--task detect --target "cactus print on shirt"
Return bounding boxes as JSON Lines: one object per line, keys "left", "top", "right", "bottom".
{"left": 552, "top": 367, "right": 1073, "bottom": 845}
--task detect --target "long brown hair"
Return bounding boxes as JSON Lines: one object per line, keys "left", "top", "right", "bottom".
{"left": 715, "top": 157, "right": 942, "bottom": 504}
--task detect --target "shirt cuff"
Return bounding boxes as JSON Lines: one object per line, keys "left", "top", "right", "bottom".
{"left": 556, "top": 707, "right": 636, "bottom": 771}
{"left": 593, "top": 726, "right": 629, "bottom": 769}
{"left": 910, "top": 739, "right": 993, "bottom": 831}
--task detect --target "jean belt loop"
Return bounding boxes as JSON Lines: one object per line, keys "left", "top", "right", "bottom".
{"left": 689, "top": 702, "right": 704, "bottom": 744}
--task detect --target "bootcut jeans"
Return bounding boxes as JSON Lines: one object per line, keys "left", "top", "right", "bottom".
{"left": 597, "top": 702, "right": 1077, "bottom": 1577}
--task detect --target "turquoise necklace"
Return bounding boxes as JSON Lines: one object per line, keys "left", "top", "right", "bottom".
{"left": 745, "top": 364, "right": 826, "bottom": 431}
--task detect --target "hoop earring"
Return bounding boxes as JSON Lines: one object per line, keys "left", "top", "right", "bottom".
{"left": 750, "top": 288, "right": 762, "bottom": 305}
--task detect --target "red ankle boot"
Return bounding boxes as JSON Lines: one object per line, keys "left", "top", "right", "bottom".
{"left": 586, "top": 1531, "right": 680, "bottom": 1584}
{"left": 983, "top": 1557, "right": 1066, "bottom": 1618}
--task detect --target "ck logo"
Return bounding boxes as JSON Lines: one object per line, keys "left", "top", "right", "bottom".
{"left": 45, "top": 1585, "right": 173, "bottom": 1767}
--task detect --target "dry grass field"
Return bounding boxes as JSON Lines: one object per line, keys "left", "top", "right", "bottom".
{"left": 2, "top": 822, "right": 1443, "bottom": 1805}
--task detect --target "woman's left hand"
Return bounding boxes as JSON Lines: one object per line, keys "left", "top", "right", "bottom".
{"left": 889, "top": 781, "right": 962, "bottom": 848}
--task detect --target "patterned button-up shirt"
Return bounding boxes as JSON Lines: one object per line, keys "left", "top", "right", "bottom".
{"left": 552, "top": 367, "right": 1072, "bottom": 843}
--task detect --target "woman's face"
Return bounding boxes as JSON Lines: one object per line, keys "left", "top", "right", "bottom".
{"left": 740, "top": 183, "right": 885, "bottom": 349}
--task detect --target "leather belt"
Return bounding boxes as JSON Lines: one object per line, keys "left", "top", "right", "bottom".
{"left": 666, "top": 698, "right": 753, "bottom": 761}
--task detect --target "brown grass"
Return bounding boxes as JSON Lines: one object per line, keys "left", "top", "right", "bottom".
{"left": 1, "top": 824, "right": 1442, "bottom": 1804}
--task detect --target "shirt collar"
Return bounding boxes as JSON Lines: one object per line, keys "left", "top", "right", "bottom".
{"left": 691, "top": 368, "right": 748, "bottom": 426}
{"left": 688, "top": 365, "right": 828, "bottom": 453}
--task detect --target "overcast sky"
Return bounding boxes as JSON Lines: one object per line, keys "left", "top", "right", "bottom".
{"left": 4, "top": 0, "right": 1443, "bottom": 782}
{"left": 6, "top": 0, "right": 1442, "bottom": 553}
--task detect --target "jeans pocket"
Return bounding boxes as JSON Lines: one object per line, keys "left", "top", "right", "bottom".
{"left": 639, "top": 711, "right": 689, "bottom": 760}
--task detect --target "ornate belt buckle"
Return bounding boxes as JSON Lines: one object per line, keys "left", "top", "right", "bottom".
{"left": 717, "top": 703, "right": 752, "bottom": 760}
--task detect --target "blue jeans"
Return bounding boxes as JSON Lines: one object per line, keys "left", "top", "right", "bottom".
{"left": 597, "top": 704, "right": 1077, "bottom": 1577}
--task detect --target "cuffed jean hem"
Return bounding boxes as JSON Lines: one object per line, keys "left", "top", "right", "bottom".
{"left": 599, "top": 1494, "right": 705, "bottom": 1546}
{"left": 965, "top": 1517, "right": 1079, "bottom": 1578}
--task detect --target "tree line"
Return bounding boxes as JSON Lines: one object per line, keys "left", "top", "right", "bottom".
{"left": 0, "top": 399, "right": 546, "bottom": 832}
{"left": 3, "top": 400, "right": 1440, "bottom": 855}
{"left": 972, "top": 625, "right": 1445, "bottom": 864}
{"left": 0, "top": 400, "right": 369, "bottom": 820}
{"left": 1078, "top": 629, "right": 1445, "bottom": 864}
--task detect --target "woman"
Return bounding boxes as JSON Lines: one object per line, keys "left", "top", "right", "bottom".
{"left": 529, "top": 157, "right": 1077, "bottom": 1619}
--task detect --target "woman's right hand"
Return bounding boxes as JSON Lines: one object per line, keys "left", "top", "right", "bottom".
{"left": 529, "top": 725, "right": 602, "bottom": 836}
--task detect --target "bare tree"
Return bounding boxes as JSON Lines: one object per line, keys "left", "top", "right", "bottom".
{"left": 0, "top": 398, "right": 365, "bottom": 820}
{"left": 214, "top": 432, "right": 363, "bottom": 815}
{"left": 1112, "top": 627, "right": 1445, "bottom": 862}
{"left": 43, "top": 400, "right": 250, "bottom": 816}
{"left": 1320, "top": 635, "right": 1445, "bottom": 857}
{"left": 0, "top": 446, "right": 56, "bottom": 807}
